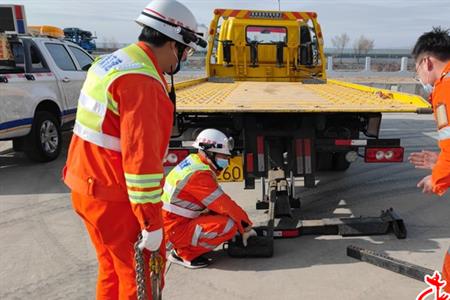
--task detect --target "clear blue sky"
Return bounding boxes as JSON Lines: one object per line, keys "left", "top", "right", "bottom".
{"left": 1, "top": 0, "right": 448, "bottom": 48}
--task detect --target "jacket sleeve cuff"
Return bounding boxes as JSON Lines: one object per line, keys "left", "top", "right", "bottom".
{"left": 432, "top": 183, "right": 447, "bottom": 196}
{"left": 131, "top": 202, "right": 163, "bottom": 231}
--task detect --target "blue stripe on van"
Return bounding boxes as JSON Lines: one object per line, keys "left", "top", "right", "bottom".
{"left": 1, "top": 109, "right": 77, "bottom": 133}
{"left": 63, "top": 108, "right": 77, "bottom": 116}
{"left": 0, "top": 118, "right": 33, "bottom": 131}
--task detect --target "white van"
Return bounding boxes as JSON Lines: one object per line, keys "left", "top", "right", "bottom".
{"left": 0, "top": 5, "right": 93, "bottom": 161}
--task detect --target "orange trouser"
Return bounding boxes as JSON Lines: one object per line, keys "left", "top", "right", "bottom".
{"left": 71, "top": 192, "right": 165, "bottom": 300}
{"left": 164, "top": 213, "right": 238, "bottom": 262}
{"left": 443, "top": 248, "right": 450, "bottom": 293}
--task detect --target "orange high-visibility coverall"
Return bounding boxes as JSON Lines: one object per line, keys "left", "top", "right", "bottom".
{"left": 163, "top": 154, "right": 252, "bottom": 262}
{"left": 428, "top": 62, "right": 450, "bottom": 291}
{"left": 64, "top": 42, "right": 173, "bottom": 299}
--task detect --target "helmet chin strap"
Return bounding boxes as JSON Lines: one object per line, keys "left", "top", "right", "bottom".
{"left": 169, "top": 68, "right": 176, "bottom": 106}
{"left": 166, "top": 43, "right": 184, "bottom": 76}
{"left": 204, "top": 150, "right": 223, "bottom": 171}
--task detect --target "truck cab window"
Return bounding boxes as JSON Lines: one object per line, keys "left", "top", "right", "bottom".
{"left": 69, "top": 46, "right": 93, "bottom": 70}
{"left": 45, "top": 43, "right": 77, "bottom": 71}
{"left": 246, "top": 26, "right": 287, "bottom": 44}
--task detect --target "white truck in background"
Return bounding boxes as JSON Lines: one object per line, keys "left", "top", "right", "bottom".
{"left": 0, "top": 4, "right": 93, "bottom": 161}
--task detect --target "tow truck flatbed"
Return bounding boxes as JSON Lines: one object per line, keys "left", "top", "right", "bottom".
{"left": 176, "top": 78, "right": 430, "bottom": 113}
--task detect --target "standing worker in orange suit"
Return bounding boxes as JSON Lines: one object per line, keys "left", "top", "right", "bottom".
{"left": 63, "top": 0, "right": 206, "bottom": 298}
{"left": 162, "top": 129, "right": 257, "bottom": 269}
{"left": 411, "top": 27, "right": 450, "bottom": 291}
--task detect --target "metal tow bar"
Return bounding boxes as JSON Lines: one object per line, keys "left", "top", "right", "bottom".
{"left": 347, "top": 245, "right": 434, "bottom": 281}
{"left": 134, "top": 236, "right": 164, "bottom": 300}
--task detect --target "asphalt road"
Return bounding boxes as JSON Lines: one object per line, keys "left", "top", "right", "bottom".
{"left": 0, "top": 113, "right": 448, "bottom": 300}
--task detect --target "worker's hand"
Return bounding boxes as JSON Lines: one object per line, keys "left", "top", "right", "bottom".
{"left": 242, "top": 228, "right": 257, "bottom": 247}
{"left": 408, "top": 150, "right": 438, "bottom": 170}
{"left": 138, "top": 228, "right": 163, "bottom": 252}
{"left": 417, "top": 175, "right": 433, "bottom": 194}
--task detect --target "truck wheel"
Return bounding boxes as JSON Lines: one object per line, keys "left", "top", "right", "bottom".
{"left": 332, "top": 152, "right": 351, "bottom": 171}
{"left": 316, "top": 152, "right": 333, "bottom": 171}
{"left": 24, "top": 111, "right": 62, "bottom": 162}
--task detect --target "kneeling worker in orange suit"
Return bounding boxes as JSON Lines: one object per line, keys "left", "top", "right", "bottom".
{"left": 63, "top": 0, "right": 205, "bottom": 298}
{"left": 162, "top": 129, "right": 257, "bottom": 268}
{"left": 411, "top": 27, "right": 450, "bottom": 291}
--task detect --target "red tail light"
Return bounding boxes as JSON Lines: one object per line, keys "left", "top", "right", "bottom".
{"left": 164, "top": 149, "right": 190, "bottom": 167}
{"left": 246, "top": 153, "right": 254, "bottom": 173}
{"left": 365, "top": 147, "right": 404, "bottom": 163}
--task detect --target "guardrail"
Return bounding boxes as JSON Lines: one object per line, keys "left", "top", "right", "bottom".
{"left": 327, "top": 56, "right": 414, "bottom": 78}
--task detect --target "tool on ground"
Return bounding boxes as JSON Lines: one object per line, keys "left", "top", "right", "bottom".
{"left": 224, "top": 232, "right": 274, "bottom": 258}
{"left": 347, "top": 245, "right": 434, "bottom": 282}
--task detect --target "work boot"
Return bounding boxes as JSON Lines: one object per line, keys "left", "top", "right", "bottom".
{"left": 168, "top": 250, "right": 210, "bottom": 269}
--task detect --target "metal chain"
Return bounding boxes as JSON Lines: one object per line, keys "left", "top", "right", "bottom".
{"left": 150, "top": 252, "right": 163, "bottom": 300}
{"left": 134, "top": 236, "right": 164, "bottom": 300}
{"left": 134, "top": 239, "right": 148, "bottom": 300}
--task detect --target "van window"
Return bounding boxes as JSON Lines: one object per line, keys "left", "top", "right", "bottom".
{"left": 45, "top": 43, "right": 77, "bottom": 71}
{"left": 0, "top": 41, "right": 25, "bottom": 74}
{"left": 29, "top": 43, "right": 49, "bottom": 72}
{"left": 69, "top": 46, "right": 93, "bottom": 70}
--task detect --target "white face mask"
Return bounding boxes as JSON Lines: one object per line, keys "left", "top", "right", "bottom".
{"left": 216, "top": 158, "right": 229, "bottom": 170}
{"left": 417, "top": 58, "right": 434, "bottom": 96}
{"left": 419, "top": 78, "right": 434, "bottom": 96}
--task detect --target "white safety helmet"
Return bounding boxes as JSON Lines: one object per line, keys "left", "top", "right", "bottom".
{"left": 136, "top": 0, "right": 206, "bottom": 50}
{"left": 193, "top": 129, "right": 234, "bottom": 156}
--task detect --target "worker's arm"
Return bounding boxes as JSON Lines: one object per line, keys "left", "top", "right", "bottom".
{"left": 431, "top": 80, "right": 450, "bottom": 196}
{"left": 188, "top": 171, "right": 252, "bottom": 233}
{"left": 114, "top": 75, "right": 169, "bottom": 232}
{"left": 432, "top": 140, "right": 450, "bottom": 196}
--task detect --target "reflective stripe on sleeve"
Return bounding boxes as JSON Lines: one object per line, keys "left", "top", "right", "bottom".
{"left": 201, "top": 187, "right": 224, "bottom": 206}
{"left": 438, "top": 126, "right": 450, "bottom": 141}
{"left": 125, "top": 173, "right": 163, "bottom": 189}
{"left": 128, "top": 189, "right": 162, "bottom": 204}
{"left": 171, "top": 198, "right": 204, "bottom": 211}
{"left": 162, "top": 202, "right": 202, "bottom": 219}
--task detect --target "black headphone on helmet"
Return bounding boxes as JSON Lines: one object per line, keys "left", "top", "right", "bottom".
{"left": 141, "top": 11, "right": 207, "bottom": 48}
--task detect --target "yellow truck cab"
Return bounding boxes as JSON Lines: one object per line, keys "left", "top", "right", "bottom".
{"left": 210, "top": 9, "right": 325, "bottom": 81}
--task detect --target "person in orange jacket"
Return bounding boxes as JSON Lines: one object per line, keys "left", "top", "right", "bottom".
{"left": 63, "top": 1, "right": 205, "bottom": 298}
{"left": 162, "top": 129, "right": 257, "bottom": 268}
{"left": 411, "top": 27, "right": 450, "bottom": 291}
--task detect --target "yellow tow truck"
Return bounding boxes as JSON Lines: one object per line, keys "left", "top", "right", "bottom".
{"left": 167, "top": 9, "right": 430, "bottom": 246}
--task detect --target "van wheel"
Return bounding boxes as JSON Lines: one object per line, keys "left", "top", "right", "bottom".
{"left": 24, "top": 111, "right": 62, "bottom": 162}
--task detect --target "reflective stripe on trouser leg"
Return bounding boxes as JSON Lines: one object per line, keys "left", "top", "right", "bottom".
{"left": 191, "top": 225, "right": 202, "bottom": 246}
{"left": 443, "top": 246, "right": 450, "bottom": 293}
{"left": 71, "top": 191, "right": 166, "bottom": 298}
{"left": 173, "top": 215, "right": 238, "bottom": 262}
